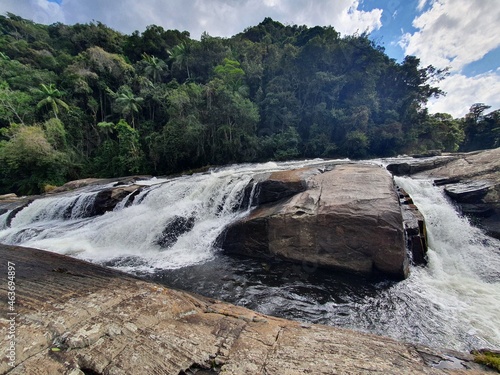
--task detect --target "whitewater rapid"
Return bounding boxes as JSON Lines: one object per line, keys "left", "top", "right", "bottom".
{"left": 392, "top": 176, "right": 500, "bottom": 350}
{"left": 0, "top": 160, "right": 331, "bottom": 271}
{"left": 0, "top": 161, "right": 499, "bottom": 352}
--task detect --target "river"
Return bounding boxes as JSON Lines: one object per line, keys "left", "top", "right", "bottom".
{"left": 0, "top": 159, "right": 499, "bottom": 352}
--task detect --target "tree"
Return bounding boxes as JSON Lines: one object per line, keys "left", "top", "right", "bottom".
{"left": 343, "top": 130, "right": 370, "bottom": 158}
{"left": 214, "top": 58, "right": 246, "bottom": 92}
{"left": 0, "top": 124, "right": 69, "bottom": 194}
{"left": 462, "top": 104, "right": 498, "bottom": 151}
{"left": 418, "top": 113, "right": 464, "bottom": 152}
{"left": 168, "top": 42, "right": 191, "bottom": 80}
{"left": 0, "top": 81, "right": 33, "bottom": 125}
{"left": 141, "top": 53, "right": 168, "bottom": 84}
{"left": 110, "top": 86, "right": 144, "bottom": 128}
{"left": 35, "top": 83, "right": 69, "bottom": 119}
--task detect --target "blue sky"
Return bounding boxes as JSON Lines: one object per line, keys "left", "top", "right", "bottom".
{"left": 1, "top": 0, "right": 499, "bottom": 117}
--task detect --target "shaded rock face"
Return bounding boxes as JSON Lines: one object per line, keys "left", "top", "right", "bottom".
{"left": 89, "top": 184, "right": 143, "bottom": 216}
{"left": 220, "top": 164, "right": 409, "bottom": 279}
{"left": 0, "top": 245, "right": 488, "bottom": 375}
{"left": 387, "top": 148, "right": 500, "bottom": 239}
{"left": 397, "top": 187, "right": 428, "bottom": 265}
{"left": 386, "top": 156, "right": 459, "bottom": 176}
{"left": 156, "top": 216, "right": 196, "bottom": 248}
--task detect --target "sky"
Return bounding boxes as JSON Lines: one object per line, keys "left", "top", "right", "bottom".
{"left": 1, "top": 0, "right": 499, "bottom": 118}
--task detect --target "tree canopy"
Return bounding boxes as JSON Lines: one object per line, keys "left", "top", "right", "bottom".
{"left": 0, "top": 14, "right": 497, "bottom": 195}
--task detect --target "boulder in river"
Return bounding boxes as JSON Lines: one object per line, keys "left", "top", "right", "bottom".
{"left": 219, "top": 164, "right": 410, "bottom": 279}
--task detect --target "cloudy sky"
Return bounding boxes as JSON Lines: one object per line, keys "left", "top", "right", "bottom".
{"left": 1, "top": 0, "right": 499, "bottom": 117}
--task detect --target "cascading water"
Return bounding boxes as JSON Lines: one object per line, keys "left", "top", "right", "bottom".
{"left": 0, "top": 160, "right": 499, "bottom": 352}
{"left": 392, "top": 176, "right": 500, "bottom": 350}
{"left": 0, "top": 160, "right": 330, "bottom": 270}
{"left": 0, "top": 210, "right": 9, "bottom": 230}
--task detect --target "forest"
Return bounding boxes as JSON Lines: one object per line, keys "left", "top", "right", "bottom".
{"left": 0, "top": 13, "right": 498, "bottom": 195}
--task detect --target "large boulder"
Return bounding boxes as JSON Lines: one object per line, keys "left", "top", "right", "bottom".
{"left": 89, "top": 184, "right": 143, "bottom": 216}
{"left": 220, "top": 164, "right": 409, "bottom": 279}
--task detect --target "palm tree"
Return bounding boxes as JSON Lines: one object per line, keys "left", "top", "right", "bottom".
{"left": 142, "top": 53, "right": 167, "bottom": 84}
{"left": 36, "top": 83, "right": 69, "bottom": 119}
{"left": 168, "top": 42, "right": 191, "bottom": 80}
{"left": 114, "top": 88, "right": 144, "bottom": 128}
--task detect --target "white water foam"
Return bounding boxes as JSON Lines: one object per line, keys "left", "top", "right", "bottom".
{"left": 395, "top": 176, "right": 500, "bottom": 350}
{"left": 0, "top": 160, "right": 337, "bottom": 273}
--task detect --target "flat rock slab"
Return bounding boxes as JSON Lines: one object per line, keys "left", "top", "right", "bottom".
{"left": 0, "top": 245, "right": 491, "bottom": 375}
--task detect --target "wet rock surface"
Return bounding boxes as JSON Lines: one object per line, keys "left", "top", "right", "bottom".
{"left": 220, "top": 164, "right": 409, "bottom": 279}
{"left": 387, "top": 148, "right": 500, "bottom": 239}
{"left": 0, "top": 244, "right": 492, "bottom": 375}
{"left": 397, "top": 186, "right": 428, "bottom": 265}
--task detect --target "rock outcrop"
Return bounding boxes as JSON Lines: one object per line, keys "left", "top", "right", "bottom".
{"left": 0, "top": 177, "right": 147, "bottom": 225}
{"left": 398, "top": 186, "right": 428, "bottom": 265}
{"left": 219, "top": 164, "right": 410, "bottom": 279}
{"left": 387, "top": 148, "right": 500, "bottom": 239}
{"left": 0, "top": 244, "right": 491, "bottom": 375}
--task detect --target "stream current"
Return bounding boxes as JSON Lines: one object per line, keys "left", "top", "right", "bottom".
{"left": 0, "top": 159, "right": 499, "bottom": 352}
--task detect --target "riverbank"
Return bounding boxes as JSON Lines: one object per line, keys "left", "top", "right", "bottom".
{"left": 0, "top": 244, "right": 493, "bottom": 374}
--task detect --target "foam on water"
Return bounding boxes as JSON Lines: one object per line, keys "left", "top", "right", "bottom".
{"left": 1, "top": 160, "right": 499, "bottom": 351}
{"left": 394, "top": 176, "right": 500, "bottom": 349}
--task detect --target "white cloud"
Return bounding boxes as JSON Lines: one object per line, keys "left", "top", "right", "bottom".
{"left": 0, "top": 0, "right": 65, "bottom": 25}
{"left": 399, "top": 0, "right": 500, "bottom": 116}
{"left": 0, "top": 0, "right": 382, "bottom": 39}
{"left": 399, "top": 0, "right": 500, "bottom": 71}
{"left": 428, "top": 71, "right": 500, "bottom": 117}
{"left": 416, "top": 0, "right": 428, "bottom": 12}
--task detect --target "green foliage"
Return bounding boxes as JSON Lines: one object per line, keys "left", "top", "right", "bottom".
{"left": 0, "top": 81, "right": 34, "bottom": 125}
{"left": 343, "top": 131, "right": 370, "bottom": 159}
{"left": 0, "top": 125, "right": 69, "bottom": 194}
{"left": 42, "top": 118, "right": 68, "bottom": 150}
{"left": 214, "top": 58, "right": 246, "bottom": 92}
{"left": 168, "top": 42, "right": 192, "bottom": 80}
{"left": 462, "top": 104, "right": 499, "bottom": 151}
{"left": 35, "top": 83, "right": 69, "bottom": 119}
{"left": 418, "top": 113, "right": 464, "bottom": 152}
{"left": 92, "top": 119, "right": 144, "bottom": 176}
{"left": 473, "top": 351, "right": 500, "bottom": 371}
{"left": 259, "top": 127, "right": 301, "bottom": 161}
{"left": 0, "top": 13, "right": 497, "bottom": 194}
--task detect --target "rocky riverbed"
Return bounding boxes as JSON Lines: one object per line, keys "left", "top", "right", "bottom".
{"left": 0, "top": 245, "right": 493, "bottom": 375}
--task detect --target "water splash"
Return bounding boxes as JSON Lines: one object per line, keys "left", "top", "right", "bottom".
{"left": 394, "top": 176, "right": 500, "bottom": 350}
{"left": 0, "top": 160, "right": 334, "bottom": 272}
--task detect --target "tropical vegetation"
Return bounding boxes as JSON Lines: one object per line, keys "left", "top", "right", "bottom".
{"left": 0, "top": 13, "right": 498, "bottom": 194}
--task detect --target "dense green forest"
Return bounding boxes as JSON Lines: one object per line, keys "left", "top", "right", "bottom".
{"left": 0, "top": 13, "right": 498, "bottom": 195}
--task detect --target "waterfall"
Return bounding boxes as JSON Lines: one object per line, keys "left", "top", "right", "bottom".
{"left": 1, "top": 161, "right": 499, "bottom": 352}
{"left": 393, "top": 176, "right": 500, "bottom": 350}
{"left": 0, "top": 160, "right": 329, "bottom": 272}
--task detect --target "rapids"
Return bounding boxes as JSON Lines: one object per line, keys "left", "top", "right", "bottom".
{"left": 0, "top": 160, "right": 499, "bottom": 352}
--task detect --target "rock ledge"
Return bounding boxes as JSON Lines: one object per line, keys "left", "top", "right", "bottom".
{"left": 0, "top": 245, "right": 491, "bottom": 375}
